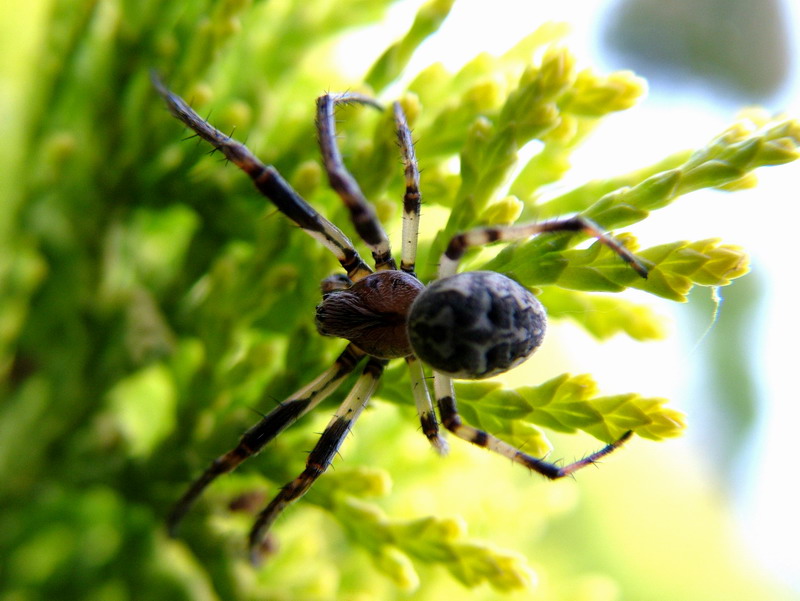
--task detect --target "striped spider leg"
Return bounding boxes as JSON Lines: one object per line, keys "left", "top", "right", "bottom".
{"left": 316, "top": 93, "right": 396, "bottom": 271}
{"left": 391, "top": 99, "right": 446, "bottom": 452}
{"left": 436, "top": 216, "right": 649, "bottom": 280}
{"left": 152, "top": 74, "right": 375, "bottom": 282}
{"left": 166, "top": 344, "right": 366, "bottom": 535}
{"left": 434, "top": 373, "right": 633, "bottom": 479}
{"left": 411, "top": 217, "right": 648, "bottom": 479}
{"left": 248, "top": 356, "right": 387, "bottom": 563}
{"left": 393, "top": 101, "right": 422, "bottom": 276}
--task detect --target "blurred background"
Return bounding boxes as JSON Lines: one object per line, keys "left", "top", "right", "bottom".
{"left": 1, "top": 0, "right": 798, "bottom": 599}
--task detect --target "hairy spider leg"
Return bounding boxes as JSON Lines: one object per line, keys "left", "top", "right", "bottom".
{"left": 152, "top": 74, "right": 373, "bottom": 282}
{"left": 406, "top": 355, "right": 447, "bottom": 454}
{"left": 248, "top": 356, "right": 388, "bottom": 564}
{"left": 438, "top": 215, "right": 650, "bottom": 279}
{"left": 166, "top": 344, "right": 367, "bottom": 536}
{"left": 433, "top": 373, "right": 633, "bottom": 479}
{"left": 392, "top": 101, "right": 422, "bottom": 276}
{"left": 388, "top": 101, "right": 444, "bottom": 451}
{"left": 317, "top": 93, "right": 397, "bottom": 271}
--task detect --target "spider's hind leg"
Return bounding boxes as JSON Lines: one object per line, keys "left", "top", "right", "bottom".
{"left": 433, "top": 373, "right": 632, "bottom": 479}
{"left": 406, "top": 355, "right": 447, "bottom": 454}
{"left": 166, "top": 344, "right": 366, "bottom": 536}
{"left": 248, "top": 356, "right": 388, "bottom": 564}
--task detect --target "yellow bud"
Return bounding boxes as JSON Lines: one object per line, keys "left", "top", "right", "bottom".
{"left": 463, "top": 80, "right": 504, "bottom": 112}
{"left": 569, "top": 69, "right": 647, "bottom": 115}
{"left": 339, "top": 496, "right": 385, "bottom": 525}
{"left": 492, "top": 553, "right": 538, "bottom": 590}
{"left": 467, "top": 116, "right": 494, "bottom": 146}
{"left": 331, "top": 466, "right": 392, "bottom": 498}
{"left": 761, "top": 136, "right": 800, "bottom": 164}
{"left": 44, "top": 131, "right": 77, "bottom": 165}
{"left": 221, "top": 100, "right": 252, "bottom": 130}
{"left": 736, "top": 106, "right": 773, "bottom": 128}
{"left": 412, "top": 61, "right": 448, "bottom": 87}
{"left": 158, "top": 145, "right": 184, "bottom": 172}
{"left": 544, "top": 113, "right": 578, "bottom": 144}
{"left": 397, "top": 92, "right": 421, "bottom": 125}
{"left": 481, "top": 195, "right": 523, "bottom": 225}
{"left": 290, "top": 161, "right": 322, "bottom": 198}
{"left": 377, "top": 547, "right": 419, "bottom": 591}
{"left": 716, "top": 173, "right": 758, "bottom": 191}
{"left": 217, "top": 16, "right": 241, "bottom": 37}
{"left": 539, "top": 47, "right": 576, "bottom": 92}
{"left": 604, "top": 70, "right": 648, "bottom": 109}
{"left": 432, "top": 515, "right": 467, "bottom": 539}
{"left": 457, "top": 52, "right": 497, "bottom": 84}
{"left": 188, "top": 82, "right": 214, "bottom": 106}
{"left": 354, "top": 466, "right": 393, "bottom": 497}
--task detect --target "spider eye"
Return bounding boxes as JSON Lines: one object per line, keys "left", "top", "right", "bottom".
{"left": 407, "top": 271, "right": 546, "bottom": 379}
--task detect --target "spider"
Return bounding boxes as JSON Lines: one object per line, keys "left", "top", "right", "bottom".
{"left": 153, "top": 74, "right": 649, "bottom": 563}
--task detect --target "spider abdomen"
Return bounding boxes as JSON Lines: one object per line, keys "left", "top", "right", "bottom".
{"left": 407, "top": 271, "right": 546, "bottom": 380}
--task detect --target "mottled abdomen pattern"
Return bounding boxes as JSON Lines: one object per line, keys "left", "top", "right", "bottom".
{"left": 407, "top": 271, "right": 546, "bottom": 379}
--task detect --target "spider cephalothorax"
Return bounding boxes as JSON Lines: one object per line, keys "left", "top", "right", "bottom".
{"left": 153, "top": 73, "right": 647, "bottom": 563}
{"left": 316, "top": 270, "right": 424, "bottom": 359}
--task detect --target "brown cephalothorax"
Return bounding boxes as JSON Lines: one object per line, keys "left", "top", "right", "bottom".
{"left": 154, "top": 73, "right": 648, "bottom": 565}
{"left": 316, "top": 270, "right": 424, "bottom": 358}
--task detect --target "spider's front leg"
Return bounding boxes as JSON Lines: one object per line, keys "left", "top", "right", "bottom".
{"left": 314, "top": 94, "right": 424, "bottom": 276}
{"left": 392, "top": 101, "right": 422, "bottom": 276}
{"left": 438, "top": 215, "right": 649, "bottom": 279}
{"left": 248, "top": 357, "right": 388, "bottom": 564}
{"left": 152, "top": 74, "right": 373, "bottom": 282}
{"left": 316, "top": 93, "right": 396, "bottom": 271}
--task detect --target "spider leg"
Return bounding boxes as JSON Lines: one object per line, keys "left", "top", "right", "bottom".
{"left": 433, "top": 372, "right": 632, "bottom": 479}
{"left": 248, "top": 356, "right": 388, "bottom": 564}
{"left": 438, "top": 215, "right": 650, "bottom": 279}
{"left": 316, "top": 93, "right": 397, "bottom": 271}
{"left": 392, "top": 101, "right": 422, "bottom": 276}
{"left": 406, "top": 355, "right": 447, "bottom": 454}
{"left": 166, "top": 344, "right": 366, "bottom": 536}
{"left": 152, "top": 74, "right": 373, "bottom": 282}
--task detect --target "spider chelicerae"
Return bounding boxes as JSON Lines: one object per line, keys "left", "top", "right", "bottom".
{"left": 153, "top": 74, "right": 649, "bottom": 563}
